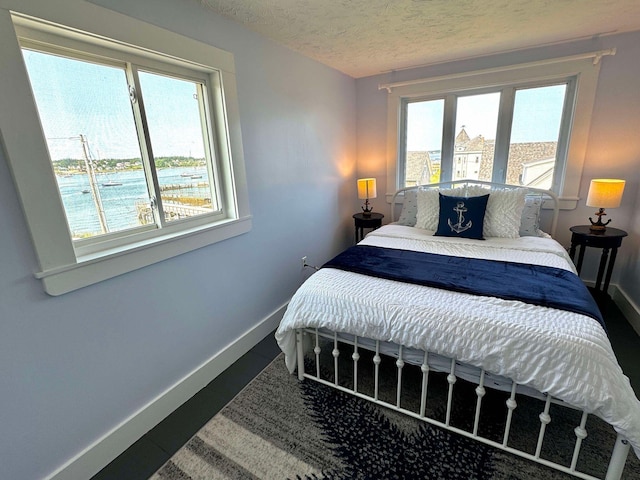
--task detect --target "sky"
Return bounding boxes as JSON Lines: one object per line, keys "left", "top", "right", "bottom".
{"left": 406, "top": 85, "right": 566, "bottom": 151}
{"left": 24, "top": 47, "right": 566, "bottom": 160}
{"left": 22, "top": 49, "right": 206, "bottom": 161}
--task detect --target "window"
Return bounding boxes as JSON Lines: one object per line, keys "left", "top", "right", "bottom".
{"left": 384, "top": 51, "right": 612, "bottom": 209}
{"left": 508, "top": 85, "right": 567, "bottom": 188}
{"left": 405, "top": 99, "right": 444, "bottom": 185}
{"left": 402, "top": 84, "right": 568, "bottom": 190}
{"left": 22, "top": 45, "right": 224, "bottom": 253}
{"left": 0, "top": 5, "right": 250, "bottom": 294}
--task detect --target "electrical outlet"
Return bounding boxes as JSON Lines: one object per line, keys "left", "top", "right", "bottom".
{"left": 301, "top": 256, "right": 307, "bottom": 268}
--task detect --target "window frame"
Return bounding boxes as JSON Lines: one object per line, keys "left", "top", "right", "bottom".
{"left": 399, "top": 78, "right": 575, "bottom": 190}
{"left": 0, "top": 1, "right": 251, "bottom": 295}
{"left": 21, "top": 40, "right": 229, "bottom": 253}
{"left": 383, "top": 51, "right": 611, "bottom": 209}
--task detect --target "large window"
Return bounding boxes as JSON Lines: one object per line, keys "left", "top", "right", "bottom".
{"left": 384, "top": 51, "right": 610, "bottom": 209}
{"left": 22, "top": 46, "right": 223, "bottom": 250}
{"left": 0, "top": 4, "right": 250, "bottom": 294}
{"left": 401, "top": 84, "right": 569, "bottom": 190}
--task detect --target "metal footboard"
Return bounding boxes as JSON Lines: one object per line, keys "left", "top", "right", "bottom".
{"left": 295, "top": 327, "right": 630, "bottom": 480}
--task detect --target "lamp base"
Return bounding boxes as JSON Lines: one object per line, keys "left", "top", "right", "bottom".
{"left": 589, "top": 208, "right": 611, "bottom": 232}
{"left": 361, "top": 199, "right": 373, "bottom": 217}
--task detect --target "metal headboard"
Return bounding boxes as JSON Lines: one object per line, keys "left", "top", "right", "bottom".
{"left": 390, "top": 179, "right": 559, "bottom": 238}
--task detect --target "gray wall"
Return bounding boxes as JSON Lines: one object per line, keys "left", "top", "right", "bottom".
{"left": 0, "top": 0, "right": 356, "bottom": 478}
{"left": 356, "top": 30, "right": 640, "bottom": 306}
{"left": 2, "top": 1, "right": 639, "bottom": 477}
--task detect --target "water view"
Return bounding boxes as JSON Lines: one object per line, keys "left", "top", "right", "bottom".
{"left": 55, "top": 166, "right": 211, "bottom": 238}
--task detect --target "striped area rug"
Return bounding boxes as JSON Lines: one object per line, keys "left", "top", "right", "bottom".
{"left": 150, "top": 353, "right": 640, "bottom": 479}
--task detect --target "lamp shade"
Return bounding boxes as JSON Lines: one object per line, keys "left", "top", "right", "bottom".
{"left": 586, "top": 179, "right": 625, "bottom": 208}
{"left": 357, "top": 178, "right": 377, "bottom": 199}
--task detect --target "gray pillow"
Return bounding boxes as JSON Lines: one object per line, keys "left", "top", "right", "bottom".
{"left": 519, "top": 196, "right": 542, "bottom": 236}
{"left": 396, "top": 189, "right": 418, "bottom": 226}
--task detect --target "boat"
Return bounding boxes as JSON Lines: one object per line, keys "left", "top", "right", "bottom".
{"left": 102, "top": 181, "right": 122, "bottom": 187}
{"left": 82, "top": 189, "right": 90, "bottom": 194}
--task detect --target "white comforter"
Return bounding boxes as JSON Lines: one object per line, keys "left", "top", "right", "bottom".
{"left": 275, "top": 225, "right": 640, "bottom": 458}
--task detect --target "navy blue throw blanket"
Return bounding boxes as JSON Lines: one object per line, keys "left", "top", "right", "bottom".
{"left": 323, "top": 245, "right": 605, "bottom": 330}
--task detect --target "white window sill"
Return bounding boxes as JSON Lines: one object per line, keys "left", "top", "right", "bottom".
{"left": 35, "top": 216, "right": 252, "bottom": 295}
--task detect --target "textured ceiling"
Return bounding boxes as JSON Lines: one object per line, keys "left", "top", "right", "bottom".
{"left": 198, "top": 0, "right": 640, "bottom": 78}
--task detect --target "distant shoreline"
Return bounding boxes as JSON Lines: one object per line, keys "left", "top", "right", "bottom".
{"left": 53, "top": 156, "right": 206, "bottom": 176}
{"left": 54, "top": 165, "right": 205, "bottom": 176}
{"left": 55, "top": 166, "right": 143, "bottom": 175}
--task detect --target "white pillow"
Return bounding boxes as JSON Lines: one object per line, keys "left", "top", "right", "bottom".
{"left": 483, "top": 188, "right": 527, "bottom": 238}
{"left": 416, "top": 186, "right": 485, "bottom": 230}
{"left": 417, "top": 186, "right": 527, "bottom": 238}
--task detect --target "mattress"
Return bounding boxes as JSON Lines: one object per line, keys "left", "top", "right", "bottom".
{"left": 276, "top": 225, "right": 640, "bottom": 457}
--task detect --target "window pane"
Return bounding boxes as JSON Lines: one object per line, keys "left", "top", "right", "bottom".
{"left": 22, "top": 50, "right": 150, "bottom": 240}
{"left": 405, "top": 99, "right": 444, "bottom": 186}
{"left": 453, "top": 92, "right": 500, "bottom": 181}
{"left": 138, "top": 71, "right": 218, "bottom": 223}
{"left": 507, "top": 85, "right": 566, "bottom": 188}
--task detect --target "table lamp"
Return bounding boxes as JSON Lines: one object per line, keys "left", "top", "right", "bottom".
{"left": 586, "top": 179, "right": 625, "bottom": 232}
{"left": 357, "top": 178, "right": 377, "bottom": 217}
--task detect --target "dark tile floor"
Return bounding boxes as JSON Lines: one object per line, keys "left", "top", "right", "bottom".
{"left": 92, "top": 300, "right": 639, "bottom": 480}
{"left": 599, "top": 299, "right": 640, "bottom": 395}
{"left": 91, "top": 333, "right": 282, "bottom": 480}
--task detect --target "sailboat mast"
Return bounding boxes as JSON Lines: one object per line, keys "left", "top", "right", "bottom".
{"left": 80, "top": 134, "right": 108, "bottom": 234}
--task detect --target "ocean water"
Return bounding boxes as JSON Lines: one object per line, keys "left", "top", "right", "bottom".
{"left": 55, "top": 166, "right": 210, "bottom": 237}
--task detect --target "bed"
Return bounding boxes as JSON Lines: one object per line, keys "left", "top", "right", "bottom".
{"left": 275, "top": 180, "right": 640, "bottom": 479}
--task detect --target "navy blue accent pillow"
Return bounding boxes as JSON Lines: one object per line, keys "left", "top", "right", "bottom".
{"left": 435, "top": 193, "right": 489, "bottom": 240}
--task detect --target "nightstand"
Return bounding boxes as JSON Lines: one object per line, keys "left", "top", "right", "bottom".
{"left": 569, "top": 225, "right": 627, "bottom": 295}
{"left": 353, "top": 212, "right": 384, "bottom": 243}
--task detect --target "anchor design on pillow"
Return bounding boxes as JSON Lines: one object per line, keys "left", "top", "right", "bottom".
{"left": 448, "top": 201, "right": 472, "bottom": 234}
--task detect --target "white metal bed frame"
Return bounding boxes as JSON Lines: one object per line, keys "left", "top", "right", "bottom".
{"left": 293, "top": 180, "right": 632, "bottom": 480}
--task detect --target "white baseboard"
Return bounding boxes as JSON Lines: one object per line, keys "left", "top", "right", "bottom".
{"left": 611, "top": 285, "right": 640, "bottom": 336}
{"left": 43, "top": 284, "right": 640, "bottom": 480}
{"left": 46, "top": 303, "right": 288, "bottom": 480}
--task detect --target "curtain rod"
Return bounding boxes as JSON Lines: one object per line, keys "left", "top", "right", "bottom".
{"left": 378, "top": 48, "right": 616, "bottom": 93}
